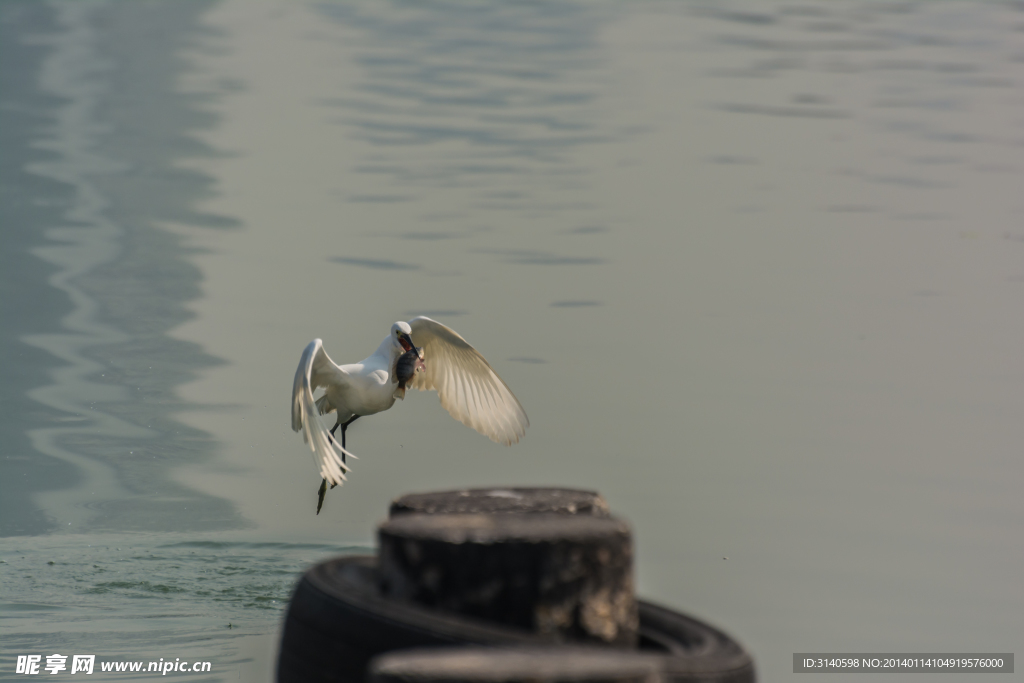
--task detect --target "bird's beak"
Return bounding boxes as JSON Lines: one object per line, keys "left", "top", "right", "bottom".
{"left": 399, "top": 333, "right": 415, "bottom": 352}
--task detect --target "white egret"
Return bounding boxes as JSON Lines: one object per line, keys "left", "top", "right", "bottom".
{"left": 291, "top": 317, "right": 529, "bottom": 513}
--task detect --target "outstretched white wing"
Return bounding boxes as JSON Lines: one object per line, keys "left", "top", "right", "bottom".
{"left": 407, "top": 317, "right": 529, "bottom": 445}
{"left": 291, "top": 339, "right": 353, "bottom": 486}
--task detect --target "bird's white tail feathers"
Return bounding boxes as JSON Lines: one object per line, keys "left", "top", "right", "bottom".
{"left": 297, "top": 387, "right": 353, "bottom": 486}
{"left": 291, "top": 340, "right": 353, "bottom": 487}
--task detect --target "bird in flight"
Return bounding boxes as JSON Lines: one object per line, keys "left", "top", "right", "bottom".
{"left": 291, "top": 317, "right": 529, "bottom": 513}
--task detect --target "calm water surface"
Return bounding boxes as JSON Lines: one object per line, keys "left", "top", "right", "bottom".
{"left": 2, "top": 1, "right": 1023, "bottom": 681}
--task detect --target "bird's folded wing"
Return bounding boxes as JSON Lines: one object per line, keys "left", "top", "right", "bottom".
{"left": 408, "top": 317, "right": 529, "bottom": 445}
{"left": 291, "top": 339, "right": 352, "bottom": 486}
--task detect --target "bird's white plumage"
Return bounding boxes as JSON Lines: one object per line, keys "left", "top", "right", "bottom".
{"left": 291, "top": 339, "right": 353, "bottom": 487}
{"left": 407, "top": 317, "right": 529, "bottom": 446}
{"left": 290, "top": 318, "right": 528, "bottom": 490}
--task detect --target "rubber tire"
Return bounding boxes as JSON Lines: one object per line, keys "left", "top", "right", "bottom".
{"left": 277, "top": 556, "right": 754, "bottom": 683}
{"left": 277, "top": 556, "right": 547, "bottom": 683}
{"left": 638, "top": 602, "right": 755, "bottom": 683}
{"left": 369, "top": 646, "right": 665, "bottom": 683}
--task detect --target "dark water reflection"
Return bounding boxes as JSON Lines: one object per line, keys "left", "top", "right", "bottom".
{"left": 0, "top": 1, "right": 241, "bottom": 536}
{"left": 1, "top": 1, "right": 79, "bottom": 536}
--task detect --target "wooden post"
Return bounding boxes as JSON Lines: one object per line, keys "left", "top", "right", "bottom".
{"left": 389, "top": 488, "right": 610, "bottom": 518}
{"left": 378, "top": 513, "right": 638, "bottom": 647}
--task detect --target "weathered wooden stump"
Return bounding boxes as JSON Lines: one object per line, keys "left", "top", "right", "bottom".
{"left": 378, "top": 513, "right": 638, "bottom": 647}
{"left": 390, "top": 488, "right": 610, "bottom": 518}
{"left": 370, "top": 646, "right": 663, "bottom": 683}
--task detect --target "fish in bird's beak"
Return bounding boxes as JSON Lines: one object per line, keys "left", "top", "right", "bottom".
{"left": 394, "top": 340, "right": 427, "bottom": 399}
{"left": 399, "top": 333, "right": 422, "bottom": 358}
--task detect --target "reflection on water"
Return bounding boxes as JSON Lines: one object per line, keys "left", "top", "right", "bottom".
{"left": 321, "top": 0, "right": 610, "bottom": 191}
{"left": 314, "top": 0, "right": 618, "bottom": 291}
{"left": 2, "top": 1, "right": 1023, "bottom": 681}
{"left": 0, "top": 0, "right": 80, "bottom": 536}
{"left": 2, "top": 1, "right": 241, "bottom": 536}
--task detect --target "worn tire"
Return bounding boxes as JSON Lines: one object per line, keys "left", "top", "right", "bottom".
{"left": 277, "top": 556, "right": 754, "bottom": 683}
{"left": 369, "top": 646, "right": 663, "bottom": 683}
{"left": 638, "top": 602, "right": 755, "bottom": 683}
{"left": 277, "top": 556, "right": 548, "bottom": 683}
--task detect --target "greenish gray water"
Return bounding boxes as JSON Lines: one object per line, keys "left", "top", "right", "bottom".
{"left": 0, "top": 533, "right": 366, "bottom": 681}
{"left": 2, "top": 1, "right": 1023, "bottom": 681}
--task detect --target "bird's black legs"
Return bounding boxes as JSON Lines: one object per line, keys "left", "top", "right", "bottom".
{"left": 330, "top": 414, "right": 360, "bottom": 464}
{"left": 316, "top": 415, "right": 361, "bottom": 515}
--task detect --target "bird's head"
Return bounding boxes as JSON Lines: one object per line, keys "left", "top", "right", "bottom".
{"left": 390, "top": 321, "right": 416, "bottom": 354}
